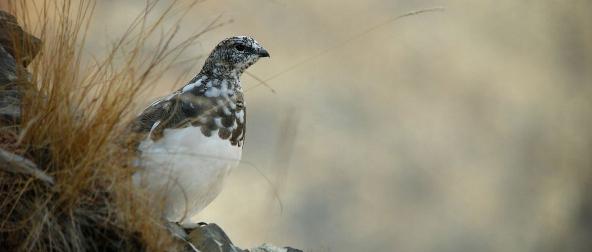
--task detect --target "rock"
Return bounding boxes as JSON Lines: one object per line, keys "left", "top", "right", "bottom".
{"left": 0, "top": 43, "right": 20, "bottom": 124}
{"left": 0, "top": 44, "right": 16, "bottom": 85}
{"left": 0, "top": 10, "right": 41, "bottom": 126}
{"left": 0, "top": 89, "right": 20, "bottom": 125}
{"left": 0, "top": 11, "right": 42, "bottom": 67}
{"left": 184, "top": 223, "right": 303, "bottom": 252}
{"left": 186, "top": 223, "right": 247, "bottom": 252}
{"left": 250, "top": 244, "right": 304, "bottom": 252}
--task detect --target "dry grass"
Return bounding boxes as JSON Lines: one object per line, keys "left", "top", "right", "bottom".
{"left": 0, "top": 0, "right": 221, "bottom": 250}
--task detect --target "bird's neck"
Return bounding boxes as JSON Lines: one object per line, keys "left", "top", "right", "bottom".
{"left": 200, "top": 60, "right": 243, "bottom": 81}
{"left": 183, "top": 69, "right": 243, "bottom": 97}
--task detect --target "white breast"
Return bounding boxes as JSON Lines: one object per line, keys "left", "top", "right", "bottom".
{"left": 133, "top": 126, "right": 242, "bottom": 224}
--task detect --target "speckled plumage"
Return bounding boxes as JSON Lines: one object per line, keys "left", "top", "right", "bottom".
{"left": 131, "top": 36, "right": 269, "bottom": 225}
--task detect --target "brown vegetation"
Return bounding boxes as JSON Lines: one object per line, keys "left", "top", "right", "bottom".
{"left": 0, "top": 0, "right": 213, "bottom": 250}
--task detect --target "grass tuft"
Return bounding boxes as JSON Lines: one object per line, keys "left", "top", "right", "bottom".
{"left": 0, "top": 0, "right": 219, "bottom": 250}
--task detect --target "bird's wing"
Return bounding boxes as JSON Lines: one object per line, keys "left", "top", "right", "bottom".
{"left": 129, "top": 89, "right": 219, "bottom": 144}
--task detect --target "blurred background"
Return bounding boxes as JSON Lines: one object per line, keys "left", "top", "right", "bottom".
{"left": 4, "top": 0, "right": 592, "bottom": 251}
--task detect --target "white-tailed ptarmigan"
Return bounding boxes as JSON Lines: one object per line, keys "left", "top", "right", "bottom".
{"left": 130, "top": 36, "right": 269, "bottom": 226}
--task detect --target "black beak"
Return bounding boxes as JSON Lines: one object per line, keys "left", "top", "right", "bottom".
{"left": 258, "top": 48, "right": 270, "bottom": 58}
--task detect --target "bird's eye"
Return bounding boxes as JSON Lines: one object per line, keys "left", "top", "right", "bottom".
{"left": 235, "top": 45, "right": 245, "bottom": 51}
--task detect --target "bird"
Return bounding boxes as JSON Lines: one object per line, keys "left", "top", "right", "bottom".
{"left": 130, "top": 36, "right": 269, "bottom": 227}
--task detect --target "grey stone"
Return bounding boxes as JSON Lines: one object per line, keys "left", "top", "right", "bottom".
{"left": 0, "top": 45, "right": 16, "bottom": 85}
{"left": 0, "top": 10, "right": 42, "bottom": 67}
{"left": 0, "top": 44, "right": 20, "bottom": 124}
{"left": 249, "top": 244, "right": 304, "bottom": 252}
{"left": 186, "top": 223, "right": 247, "bottom": 252}
{"left": 183, "top": 223, "right": 302, "bottom": 252}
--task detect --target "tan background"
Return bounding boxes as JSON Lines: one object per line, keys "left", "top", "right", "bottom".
{"left": 4, "top": 0, "right": 592, "bottom": 251}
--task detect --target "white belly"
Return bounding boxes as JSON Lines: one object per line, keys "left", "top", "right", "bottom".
{"left": 133, "top": 126, "right": 242, "bottom": 224}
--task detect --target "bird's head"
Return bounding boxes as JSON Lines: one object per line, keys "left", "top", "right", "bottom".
{"left": 204, "top": 36, "right": 270, "bottom": 78}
